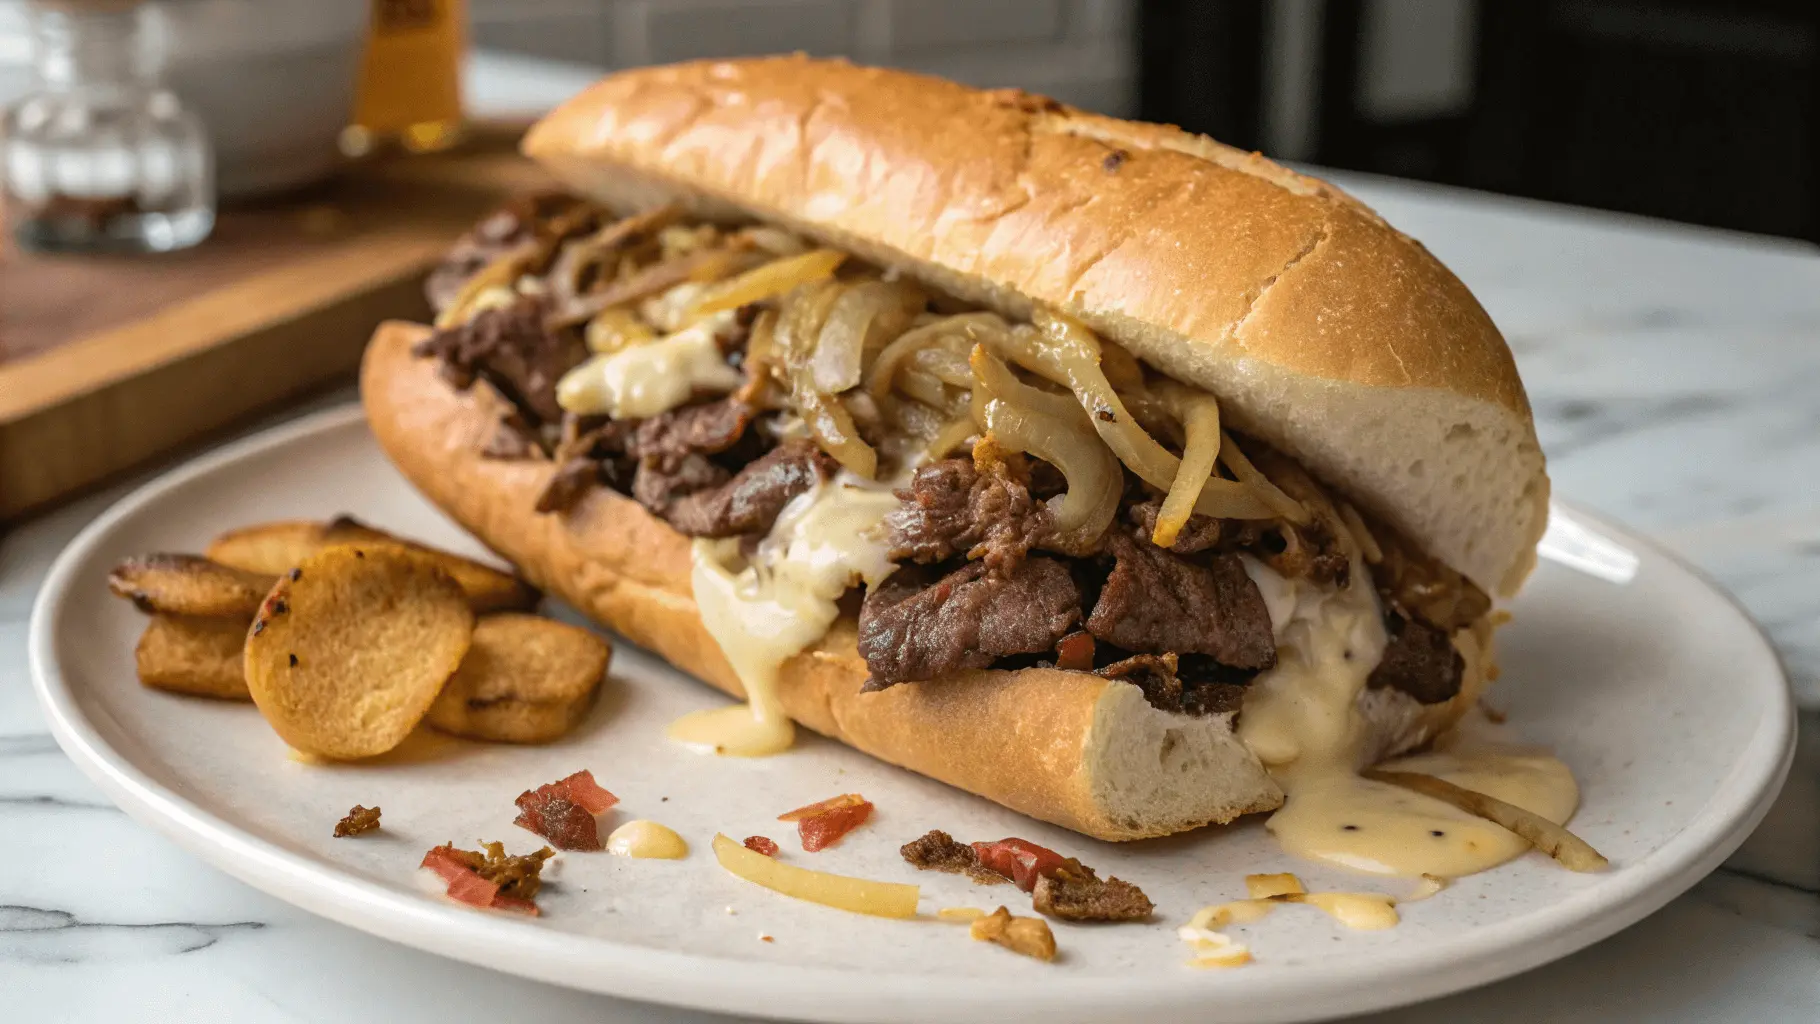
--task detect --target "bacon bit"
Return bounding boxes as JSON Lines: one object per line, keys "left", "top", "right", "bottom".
{"left": 514, "top": 770, "right": 619, "bottom": 850}
{"left": 421, "top": 842, "right": 552, "bottom": 916}
{"left": 777, "top": 793, "right": 867, "bottom": 822}
{"left": 971, "top": 838, "right": 1069, "bottom": 892}
{"left": 744, "top": 835, "right": 780, "bottom": 857}
{"left": 1055, "top": 631, "right": 1095, "bottom": 671}
{"left": 779, "top": 793, "right": 873, "bottom": 852}
{"left": 557, "top": 769, "right": 619, "bottom": 815}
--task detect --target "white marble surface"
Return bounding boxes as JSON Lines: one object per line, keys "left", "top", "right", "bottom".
{"left": 5, "top": 68, "right": 1820, "bottom": 1023}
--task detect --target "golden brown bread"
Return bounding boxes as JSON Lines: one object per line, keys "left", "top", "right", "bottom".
{"left": 523, "top": 56, "right": 1548, "bottom": 596}
{"left": 361, "top": 320, "right": 1484, "bottom": 840}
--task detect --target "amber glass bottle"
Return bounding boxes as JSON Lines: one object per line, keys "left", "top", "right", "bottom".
{"left": 347, "top": 0, "right": 465, "bottom": 155}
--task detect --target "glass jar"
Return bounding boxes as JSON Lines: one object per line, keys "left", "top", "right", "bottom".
{"left": 1, "top": 0, "right": 213, "bottom": 252}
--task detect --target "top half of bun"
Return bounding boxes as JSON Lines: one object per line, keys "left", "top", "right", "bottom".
{"left": 522, "top": 56, "right": 1548, "bottom": 596}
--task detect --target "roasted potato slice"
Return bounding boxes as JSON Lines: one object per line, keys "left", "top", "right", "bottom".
{"left": 135, "top": 614, "right": 251, "bottom": 700}
{"left": 244, "top": 546, "right": 473, "bottom": 759}
{"left": 108, "top": 554, "right": 275, "bottom": 618}
{"left": 426, "top": 613, "right": 609, "bottom": 743}
{"left": 207, "top": 516, "right": 538, "bottom": 613}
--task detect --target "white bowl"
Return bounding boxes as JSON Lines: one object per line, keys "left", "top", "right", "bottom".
{"left": 0, "top": 0, "right": 370, "bottom": 198}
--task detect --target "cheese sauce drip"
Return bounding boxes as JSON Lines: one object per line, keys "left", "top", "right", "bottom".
{"left": 667, "top": 474, "right": 900, "bottom": 757}
{"left": 1236, "top": 556, "right": 1579, "bottom": 879}
{"left": 606, "top": 820, "right": 689, "bottom": 859}
{"left": 555, "top": 314, "right": 742, "bottom": 419}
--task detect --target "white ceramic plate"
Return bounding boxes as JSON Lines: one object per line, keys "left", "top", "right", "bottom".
{"left": 30, "top": 406, "right": 1795, "bottom": 1024}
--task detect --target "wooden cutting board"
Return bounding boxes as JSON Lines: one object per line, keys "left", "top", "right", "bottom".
{"left": 0, "top": 127, "right": 551, "bottom": 523}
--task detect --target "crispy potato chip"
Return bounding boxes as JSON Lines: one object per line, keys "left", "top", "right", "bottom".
{"left": 1363, "top": 769, "right": 1611, "bottom": 872}
{"left": 244, "top": 546, "right": 473, "bottom": 759}
{"left": 425, "top": 613, "right": 609, "bottom": 743}
{"left": 109, "top": 554, "right": 275, "bottom": 618}
{"left": 203, "top": 521, "right": 327, "bottom": 576}
{"left": 135, "top": 614, "right": 251, "bottom": 700}
{"left": 207, "top": 517, "right": 537, "bottom": 613}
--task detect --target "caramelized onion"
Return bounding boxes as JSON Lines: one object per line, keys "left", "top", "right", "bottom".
{"left": 1152, "top": 389, "right": 1222, "bottom": 548}
{"left": 811, "top": 279, "right": 925, "bottom": 393}
{"left": 776, "top": 281, "right": 879, "bottom": 478}
{"left": 584, "top": 307, "right": 657, "bottom": 354}
{"left": 436, "top": 241, "right": 540, "bottom": 328}
{"left": 866, "top": 312, "right": 1008, "bottom": 399}
{"left": 925, "top": 416, "right": 979, "bottom": 460}
{"left": 970, "top": 345, "right": 1119, "bottom": 546}
{"left": 1337, "top": 500, "right": 1384, "bottom": 563}
{"left": 1217, "top": 430, "right": 1312, "bottom": 524}
{"left": 549, "top": 244, "right": 752, "bottom": 328}
{"left": 908, "top": 347, "right": 974, "bottom": 388}
{"left": 686, "top": 248, "right": 846, "bottom": 322}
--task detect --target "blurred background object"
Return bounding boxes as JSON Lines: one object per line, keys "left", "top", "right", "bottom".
{"left": 348, "top": 0, "right": 466, "bottom": 156}
{"left": 1, "top": 0, "right": 213, "bottom": 252}
{"left": 0, "top": 0, "right": 364, "bottom": 202}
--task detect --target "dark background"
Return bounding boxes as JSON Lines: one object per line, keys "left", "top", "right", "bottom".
{"left": 1141, "top": 0, "right": 1820, "bottom": 242}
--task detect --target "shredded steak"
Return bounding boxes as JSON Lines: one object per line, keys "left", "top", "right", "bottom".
{"left": 1367, "top": 613, "right": 1463, "bottom": 705}
{"left": 627, "top": 398, "right": 755, "bottom": 463}
{"left": 1097, "top": 652, "right": 1247, "bottom": 717}
{"left": 632, "top": 452, "right": 729, "bottom": 519}
{"left": 858, "top": 557, "right": 1082, "bottom": 688}
{"left": 661, "top": 439, "right": 836, "bottom": 538}
{"left": 412, "top": 298, "right": 585, "bottom": 425}
{"left": 885, "top": 458, "right": 1051, "bottom": 573}
{"left": 1126, "top": 499, "right": 1224, "bottom": 554}
{"left": 1085, "top": 534, "right": 1276, "bottom": 669}
{"left": 899, "top": 830, "right": 1008, "bottom": 885}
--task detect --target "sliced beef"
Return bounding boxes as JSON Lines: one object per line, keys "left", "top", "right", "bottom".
{"left": 423, "top": 193, "right": 593, "bottom": 314}
{"left": 632, "top": 452, "right": 728, "bottom": 517}
{"left": 858, "top": 557, "right": 1082, "bottom": 688}
{"left": 1367, "top": 613, "right": 1463, "bottom": 704}
{"left": 884, "top": 458, "right": 1052, "bottom": 573}
{"left": 1085, "top": 534, "right": 1276, "bottom": 670}
{"left": 1097, "top": 653, "right": 1247, "bottom": 717}
{"left": 1371, "top": 525, "right": 1492, "bottom": 632}
{"left": 412, "top": 298, "right": 585, "bottom": 426}
{"left": 626, "top": 398, "right": 754, "bottom": 462}
{"left": 661, "top": 439, "right": 836, "bottom": 537}
{"left": 1126, "top": 499, "right": 1224, "bottom": 554}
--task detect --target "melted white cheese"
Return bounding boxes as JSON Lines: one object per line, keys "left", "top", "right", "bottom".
{"left": 555, "top": 316, "right": 742, "bottom": 419}
{"left": 1237, "top": 556, "right": 1579, "bottom": 879}
{"left": 667, "top": 475, "right": 900, "bottom": 757}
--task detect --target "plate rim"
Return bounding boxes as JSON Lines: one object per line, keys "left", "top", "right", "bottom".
{"left": 28, "top": 403, "right": 1798, "bottom": 1024}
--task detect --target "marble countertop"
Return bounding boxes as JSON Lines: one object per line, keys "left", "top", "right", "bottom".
{"left": 5, "top": 62, "right": 1819, "bottom": 1024}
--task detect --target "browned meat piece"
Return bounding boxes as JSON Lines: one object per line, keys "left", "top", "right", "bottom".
{"left": 423, "top": 195, "right": 565, "bottom": 313}
{"left": 412, "top": 298, "right": 586, "bottom": 425}
{"left": 626, "top": 398, "right": 755, "bottom": 462}
{"left": 661, "top": 440, "right": 837, "bottom": 538}
{"left": 1367, "top": 613, "right": 1463, "bottom": 704}
{"left": 1371, "top": 524, "right": 1492, "bottom": 632}
{"left": 885, "top": 458, "right": 1052, "bottom": 573}
{"left": 1031, "top": 863, "right": 1154, "bottom": 922}
{"left": 1127, "top": 499, "right": 1225, "bottom": 554}
{"left": 900, "top": 829, "right": 1009, "bottom": 885}
{"left": 1097, "top": 652, "right": 1247, "bottom": 717}
{"left": 1085, "top": 534, "right": 1276, "bottom": 669}
{"left": 858, "top": 557, "right": 1081, "bottom": 688}
{"left": 332, "top": 805, "right": 380, "bottom": 837}
{"left": 631, "top": 452, "right": 729, "bottom": 518}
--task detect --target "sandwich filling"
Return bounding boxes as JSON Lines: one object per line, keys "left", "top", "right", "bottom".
{"left": 415, "top": 196, "right": 1572, "bottom": 873}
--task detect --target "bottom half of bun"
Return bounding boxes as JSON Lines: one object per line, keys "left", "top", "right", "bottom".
{"left": 359, "top": 320, "right": 1486, "bottom": 841}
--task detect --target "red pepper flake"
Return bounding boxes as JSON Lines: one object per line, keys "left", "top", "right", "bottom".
{"left": 743, "top": 835, "right": 780, "bottom": 857}
{"left": 779, "top": 793, "right": 873, "bottom": 852}
{"left": 972, "top": 838, "right": 1070, "bottom": 892}
{"left": 514, "top": 769, "right": 619, "bottom": 850}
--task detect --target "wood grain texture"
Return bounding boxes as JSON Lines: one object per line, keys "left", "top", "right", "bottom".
{"left": 0, "top": 127, "right": 547, "bottom": 522}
